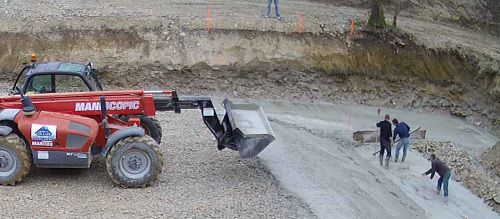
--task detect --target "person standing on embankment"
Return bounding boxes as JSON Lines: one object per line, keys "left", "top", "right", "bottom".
{"left": 265, "top": 0, "right": 281, "bottom": 19}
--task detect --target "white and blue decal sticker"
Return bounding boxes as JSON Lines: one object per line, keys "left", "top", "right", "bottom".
{"left": 31, "top": 124, "right": 57, "bottom": 147}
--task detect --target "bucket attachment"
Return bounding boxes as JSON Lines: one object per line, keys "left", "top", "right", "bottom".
{"left": 222, "top": 99, "right": 275, "bottom": 158}
{"left": 153, "top": 94, "right": 275, "bottom": 158}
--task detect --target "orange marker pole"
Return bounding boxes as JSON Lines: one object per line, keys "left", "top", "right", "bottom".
{"left": 350, "top": 16, "right": 355, "bottom": 36}
{"left": 208, "top": 7, "right": 212, "bottom": 33}
{"left": 298, "top": 14, "right": 303, "bottom": 33}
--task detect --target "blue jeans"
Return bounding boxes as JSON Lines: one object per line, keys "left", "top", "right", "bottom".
{"left": 266, "top": 0, "right": 280, "bottom": 17}
{"left": 395, "top": 137, "right": 410, "bottom": 162}
{"left": 438, "top": 171, "right": 451, "bottom": 197}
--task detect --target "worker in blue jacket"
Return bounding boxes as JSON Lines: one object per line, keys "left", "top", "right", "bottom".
{"left": 392, "top": 119, "right": 411, "bottom": 162}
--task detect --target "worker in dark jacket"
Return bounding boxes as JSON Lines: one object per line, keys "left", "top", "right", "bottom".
{"left": 376, "top": 114, "right": 392, "bottom": 168}
{"left": 392, "top": 119, "right": 411, "bottom": 162}
{"left": 423, "top": 154, "right": 452, "bottom": 197}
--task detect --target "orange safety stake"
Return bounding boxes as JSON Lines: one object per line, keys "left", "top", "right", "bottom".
{"left": 298, "top": 14, "right": 303, "bottom": 33}
{"left": 350, "top": 16, "right": 355, "bottom": 36}
{"left": 347, "top": 112, "right": 352, "bottom": 130}
{"left": 207, "top": 7, "right": 212, "bottom": 33}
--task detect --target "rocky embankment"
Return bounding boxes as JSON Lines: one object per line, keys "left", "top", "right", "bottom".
{"left": 482, "top": 142, "right": 500, "bottom": 179}
{"left": 0, "top": 27, "right": 498, "bottom": 135}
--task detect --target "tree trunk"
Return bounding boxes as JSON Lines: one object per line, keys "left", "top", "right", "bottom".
{"left": 368, "top": 0, "right": 386, "bottom": 28}
{"left": 393, "top": 0, "right": 400, "bottom": 27}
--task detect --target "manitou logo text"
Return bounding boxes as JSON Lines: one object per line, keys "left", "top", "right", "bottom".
{"left": 75, "top": 101, "right": 140, "bottom": 112}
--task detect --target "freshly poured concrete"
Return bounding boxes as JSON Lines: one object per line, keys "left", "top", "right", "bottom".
{"left": 250, "top": 100, "right": 499, "bottom": 219}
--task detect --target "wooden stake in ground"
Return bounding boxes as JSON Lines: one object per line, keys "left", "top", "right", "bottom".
{"left": 350, "top": 17, "right": 355, "bottom": 36}
{"left": 298, "top": 14, "right": 303, "bottom": 33}
{"left": 207, "top": 7, "right": 212, "bottom": 32}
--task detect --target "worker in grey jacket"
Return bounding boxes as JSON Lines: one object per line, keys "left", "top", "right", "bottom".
{"left": 423, "top": 154, "right": 452, "bottom": 197}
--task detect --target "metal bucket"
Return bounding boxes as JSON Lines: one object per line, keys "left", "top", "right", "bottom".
{"left": 223, "top": 99, "right": 275, "bottom": 158}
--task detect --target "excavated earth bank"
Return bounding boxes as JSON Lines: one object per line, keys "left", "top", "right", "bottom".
{"left": 0, "top": 28, "right": 498, "bottom": 135}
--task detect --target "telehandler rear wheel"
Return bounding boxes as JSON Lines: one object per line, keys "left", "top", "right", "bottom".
{"left": 0, "top": 134, "right": 31, "bottom": 186}
{"left": 106, "top": 135, "right": 163, "bottom": 188}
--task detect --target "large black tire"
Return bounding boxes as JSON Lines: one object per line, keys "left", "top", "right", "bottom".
{"left": 0, "top": 134, "right": 31, "bottom": 186}
{"left": 106, "top": 135, "right": 163, "bottom": 188}
{"left": 121, "top": 115, "right": 162, "bottom": 144}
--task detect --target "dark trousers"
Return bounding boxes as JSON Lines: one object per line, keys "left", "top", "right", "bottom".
{"left": 379, "top": 139, "right": 391, "bottom": 158}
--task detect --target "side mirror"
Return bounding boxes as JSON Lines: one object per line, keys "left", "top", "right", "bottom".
{"left": 17, "top": 87, "right": 35, "bottom": 116}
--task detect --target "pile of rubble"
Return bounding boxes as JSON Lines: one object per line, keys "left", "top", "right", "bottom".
{"left": 482, "top": 142, "right": 500, "bottom": 178}
{"left": 413, "top": 141, "right": 500, "bottom": 212}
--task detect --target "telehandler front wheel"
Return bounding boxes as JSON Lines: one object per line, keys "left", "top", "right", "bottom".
{"left": 106, "top": 135, "right": 163, "bottom": 188}
{"left": 0, "top": 134, "right": 31, "bottom": 186}
{"left": 120, "top": 115, "right": 162, "bottom": 144}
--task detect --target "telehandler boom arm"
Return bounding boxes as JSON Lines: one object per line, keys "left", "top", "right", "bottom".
{"left": 0, "top": 90, "right": 274, "bottom": 158}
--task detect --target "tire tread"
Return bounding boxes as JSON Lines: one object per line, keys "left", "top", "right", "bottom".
{"left": 0, "top": 134, "right": 31, "bottom": 186}
{"left": 106, "top": 135, "right": 163, "bottom": 188}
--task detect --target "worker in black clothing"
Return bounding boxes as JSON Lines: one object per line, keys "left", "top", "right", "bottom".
{"left": 423, "top": 154, "right": 452, "bottom": 197}
{"left": 376, "top": 114, "right": 392, "bottom": 168}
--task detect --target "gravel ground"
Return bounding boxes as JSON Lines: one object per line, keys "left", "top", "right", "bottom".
{"left": 0, "top": 111, "right": 314, "bottom": 218}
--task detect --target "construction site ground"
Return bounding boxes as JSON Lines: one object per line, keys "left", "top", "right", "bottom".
{"left": 1, "top": 0, "right": 500, "bottom": 218}
{"left": 1, "top": 100, "right": 498, "bottom": 218}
